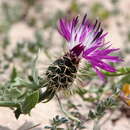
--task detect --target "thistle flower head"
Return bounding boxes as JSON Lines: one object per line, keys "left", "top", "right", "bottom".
{"left": 58, "top": 14, "right": 122, "bottom": 80}
{"left": 40, "top": 14, "right": 123, "bottom": 102}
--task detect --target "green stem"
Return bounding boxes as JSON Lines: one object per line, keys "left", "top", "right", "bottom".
{"left": 0, "top": 101, "right": 19, "bottom": 107}
{"left": 80, "top": 67, "right": 130, "bottom": 77}
{"left": 103, "top": 67, "right": 130, "bottom": 76}
{"left": 56, "top": 94, "right": 80, "bottom": 123}
{"left": 25, "top": 123, "right": 41, "bottom": 130}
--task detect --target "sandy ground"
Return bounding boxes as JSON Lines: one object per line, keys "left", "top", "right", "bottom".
{"left": 0, "top": 0, "right": 130, "bottom": 129}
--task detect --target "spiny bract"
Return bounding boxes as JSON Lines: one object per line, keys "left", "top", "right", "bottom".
{"left": 46, "top": 53, "right": 80, "bottom": 91}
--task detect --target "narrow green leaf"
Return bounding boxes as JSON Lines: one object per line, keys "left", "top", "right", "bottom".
{"left": 10, "top": 67, "right": 17, "bottom": 82}
{"left": 12, "top": 77, "right": 37, "bottom": 89}
{"left": 31, "top": 52, "right": 39, "bottom": 86}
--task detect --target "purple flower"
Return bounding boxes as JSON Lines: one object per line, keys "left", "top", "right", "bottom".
{"left": 58, "top": 14, "right": 122, "bottom": 81}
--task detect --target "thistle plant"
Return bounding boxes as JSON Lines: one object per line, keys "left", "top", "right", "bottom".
{"left": 1, "top": 12, "right": 130, "bottom": 130}
{"left": 40, "top": 14, "right": 122, "bottom": 102}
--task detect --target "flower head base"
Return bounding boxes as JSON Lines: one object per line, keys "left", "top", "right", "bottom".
{"left": 58, "top": 14, "right": 122, "bottom": 80}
